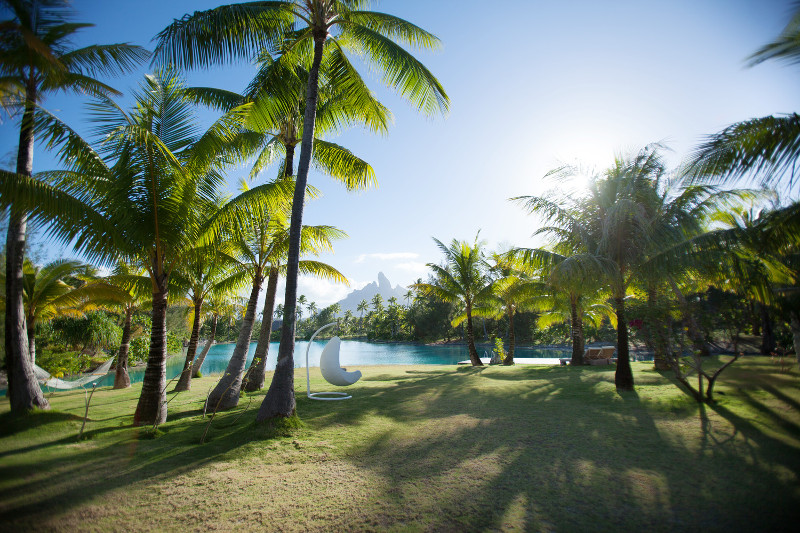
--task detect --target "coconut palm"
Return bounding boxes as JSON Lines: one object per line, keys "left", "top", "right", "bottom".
{"left": 297, "top": 294, "right": 308, "bottom": 324}
{"left": 510, "top": 244, "right": 610, "bottom": 366}
{"left": 413, "top": 236, "right": 492, "bottom": 366}
{"left": 19, "top": 259, "right": 92, "bottom": 364}
{"left": 85, "top": 261, "right": 151, "bottom": 389}
{"left": 206, "top": 181, "right": 347, "bottom": 410}
{"left": 0, "top": 258, "right": 123, "bottom": 366}
{"left": 0, "top": 0, "right": 147, "bottom": 412}
{"left": 244, "top": 221, "right": 350, "bottom": 392}
{"left": 357, "top": 299, "right": 368, "bottom": 332}
{"left": 685, "top": 5, "right": 800, "bottom": 193}
{"left": 153, "top": 0, "right": 449, "bottom": 420}
{"left": 484, "top": 253, "right": 542, "bottom": 365}
{"left": 192, "top": 293, "right": 240, "bottom": 378}
{"left": 172, "top": 237, "right": 243, "bottom": 392}
{"left": 0, "top": 69, "right": 281, "bottom": 425}
{"left": 515, "top": 148, "right": 671, "bottom": 390}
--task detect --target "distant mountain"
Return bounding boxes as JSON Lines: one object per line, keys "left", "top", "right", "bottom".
{"left": 337, "top": 272, "right": 408, "bottom": 314}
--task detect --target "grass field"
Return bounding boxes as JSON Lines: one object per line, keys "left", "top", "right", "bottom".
{"left": 1, "top": 357, "right": 799, "bottom": 532}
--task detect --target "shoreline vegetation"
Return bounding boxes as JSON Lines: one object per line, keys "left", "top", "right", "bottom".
{"left": 1, "top": 358, "right": 798, "bottom": 531}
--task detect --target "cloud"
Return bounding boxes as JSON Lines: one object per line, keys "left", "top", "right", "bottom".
{"left": 295, "top": 275, "right": 353, "bottom": 308}
{"left": 395, "top": 261, "right": 428, "bottom": 276}
{"left": 355, "top": 252, "right": 419, "bottom": 264}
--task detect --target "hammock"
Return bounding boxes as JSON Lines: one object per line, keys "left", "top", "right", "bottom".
{"left": 33, "top": 358, "right": 114, "bottom": 390}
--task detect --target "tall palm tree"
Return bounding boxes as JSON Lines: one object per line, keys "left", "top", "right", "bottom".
{"left": 206, "top": 183, "right": 347, "bottom": 410}
{"left": 172, "top": 238, "right": 243, "bottom": 392}
{"left": 0, "top": 0, "right": 147, "bottom": 412}
{"left": 192, "top": 292, "right": 239, "bottom": 378}
{"left": 485, "top": 253, "right": 542, "bottom": 365}
{"left": 515, "top": 148, "right": 668, "bottom": 390}
{"left": 0, "top": 69, "right": 279, "bottom": 424}
{"left": 153, "top": 0, "right": 449, "bottom": 421}
{"left": 297, "top": 294, "right": 308, "bottom": 325}
{"left": 413, "top": 236, "right": 491, "bottom": 366}
{"left": 98, "top": 262, "right": 151, "bottom": 389}
{"left": 357, "top": 299, "right": 368, "bottom": 332}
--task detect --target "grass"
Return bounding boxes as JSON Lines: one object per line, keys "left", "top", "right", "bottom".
{"left": 1, "top": 357, "right": 799, "bottom": 532}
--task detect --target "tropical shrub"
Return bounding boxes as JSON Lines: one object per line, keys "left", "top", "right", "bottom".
{"left": 37, "top": 348, "right": 91, "bottom": 378}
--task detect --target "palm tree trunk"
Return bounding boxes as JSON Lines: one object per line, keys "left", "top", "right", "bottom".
{"left": 244, "top": 267, "right": 278, "bottom": 392}
{"left": 113, "top": 308, "right": 133, "bottom": 389}
{"left": 174, "top": 298, "right": 203, "bottom": 392}
{"left": 192, "top": 313, "right": 217, "bottom": 378}
{"left": 134, "top": 275, "right": 169, "bottom": 426}
{"left": 207, "top": 272, "right": 263, "bottom": 411}
{"left": 258, "top": 32, "right": 326, "bottom": 422}
{"left": 466, "top": 302, "right": 482, "bottom": 366}
{"left": 27, "top": 323, "right": 36, "bottom": 365}
{"left": 750, "top": 301, "right": 761, "bottom": 336}
{"left": 614, "top": 295, "right": 634, "bottom": 392}
{"left": 646, "top": 287, "right": 670, "bottom": 370}
{"left": 570, "top": 298, "right": 585, "bottom": 365}
{"left": 504, "top": 308, "right": 516, "bottom": 365}
{"left": 5, "top": 79, "right": 49, "bottom": 412}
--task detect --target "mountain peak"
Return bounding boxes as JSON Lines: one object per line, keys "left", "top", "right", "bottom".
{"left": 336, "top": 273, "right": 408, "bottom": 314}
{"left": 377, "top": 271, "right": 391, "bottom": 291}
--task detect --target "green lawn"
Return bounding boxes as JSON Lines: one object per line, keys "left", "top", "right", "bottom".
{"left": 1, "top": 357, "right": 799, "bottom": 532}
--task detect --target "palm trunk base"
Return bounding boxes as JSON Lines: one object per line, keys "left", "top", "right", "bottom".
{"left": 173, "top": 367, "right": 192, "bottom": 392}
{"left": 113, "top": 362, "right": 131, "bottom": 389}
{"left": 206, "top": 373, "right": 242, "bottom": 412}
{"left": 256, "top": 359, "right": 296, "bottom": 422}
{"left": 614, "top": 297, "right": 634, "bottom": 392}
{"left": 133, "top": 286, "right": 168, "bottom": 427}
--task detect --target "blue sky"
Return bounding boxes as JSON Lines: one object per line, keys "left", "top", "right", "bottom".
{"left": 3, "top": 0, "right": 799, "bottom": 309}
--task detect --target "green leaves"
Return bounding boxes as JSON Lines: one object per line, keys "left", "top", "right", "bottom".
{"left": 152, "top": 2, "right": 294, "bottom": 69}
{"left": 684, "top": 114, "right": 800, "bottom": 192}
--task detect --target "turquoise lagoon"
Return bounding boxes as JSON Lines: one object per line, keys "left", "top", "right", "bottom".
{"left": 78, "top": 340, "right": 570, "bottom": 390}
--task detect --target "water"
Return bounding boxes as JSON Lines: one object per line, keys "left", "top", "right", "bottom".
{"left": 34, "top": 340, "right": 570, "bottom": 391}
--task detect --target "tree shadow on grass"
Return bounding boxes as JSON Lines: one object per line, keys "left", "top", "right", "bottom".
{"left": 0, "top": 397, "right": 284, "bottom": 528}
{"left": 314, "top": 365, "right": 800, "bottom": 532}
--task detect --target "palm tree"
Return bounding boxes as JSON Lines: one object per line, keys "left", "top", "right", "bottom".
{"left": 413, "top": 236, "right": 491, "bottom": 366}
{"left": 0, "top": 69, "right": 275, "bottom": 425}
{"left": 17, "top": 258, "right": 92, "bottom": 365}
{"left": 357, "top": 299, "right": 368, "bottom": 332}
{"left": 243, "top": 221, "right": 349, "bottom": 393}
{"left": 297, "top": 294, "right": 308, "bottom": 323}
{"left": 172, "top": 238, "right": 242, "bottom": 392}
{"left": 153, "top": 0, "right": 449, "bottom": 421}
{"left": 98, "top": 262, "right": 151, "bottom": 389}
{"left": 515, "top": 148, "right": 669, "bottom": 390}
{"left": 485, "top": 253, "right": 541, "bottom": 365}
{"left": 0, "top": 0, "right": 147, "bottom": 412}
{"left": 206, "top": 182, "right": 347, "bottom": 410}
{"left": 0, "top": 257, "right": 128, "bottom": 367}
{"left": 371, "top": 293, "right": 384, "bottom": 313}
{"left": 509, "top": 233, "right": 615, "bottom": 366}
{"left": 192, "top": 293, "right": 239, "bottom": 378}
{"left": 684, "top": 5, "right": 800, "bottom": 193}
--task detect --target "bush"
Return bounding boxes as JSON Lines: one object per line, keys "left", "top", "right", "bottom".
{"left": 37, "top": 347, "right": 92, "bottom": 378}
{"left": 129, "top": 337, "right": 150, "bottom": 365}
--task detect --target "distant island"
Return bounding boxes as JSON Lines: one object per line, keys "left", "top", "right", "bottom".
{"left": 336, "top": 272, "right": 408, "bottom": 313}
